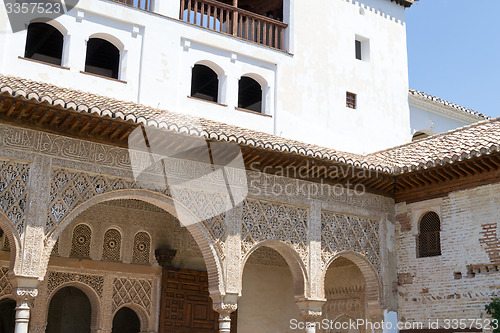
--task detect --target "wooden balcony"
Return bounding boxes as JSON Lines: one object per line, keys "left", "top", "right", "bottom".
{"left": 180, "top": 0, "right": 288, "bottom": 51}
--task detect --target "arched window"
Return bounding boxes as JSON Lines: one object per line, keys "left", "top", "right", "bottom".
{"left": 70, "top": 224, "right": 92, "bottom": 258}
{"left": 85, "top": 38, "right": 120, "bottom": 79}
{"left": 191, "top": 64, "right": 219, "bottom": 102}
{"left": 102, "top": 228, "right": 122, "bottom": 261}
{"left": 418, "top": 212, "right": 441, "bottom": 258}
{"left": 238, "top": 76, "right": 262, "bottom": 113}
{"left": 24, "top": 22, "right": 63, "bottom": 66}
{"left": 132, "top": 232, "right": 151, "bottom": 264}
{"left": 46, "top": 287, "right": 92, "bottom": 333}
{"left": 112, "top": 307, "right": 141, "bottom": 333}
{"left": 0, "top": 298, "right": 15, "bottom": 333}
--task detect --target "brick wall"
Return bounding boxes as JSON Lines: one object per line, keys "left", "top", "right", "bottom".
{"left": 396, "top": 182, "right": 500, "bottom": 325}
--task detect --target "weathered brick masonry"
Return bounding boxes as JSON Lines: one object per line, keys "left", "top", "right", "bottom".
{"left": 396, "top": 182, "right": 500, "bottom": 324}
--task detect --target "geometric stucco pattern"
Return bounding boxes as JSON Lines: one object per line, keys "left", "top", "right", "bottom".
{"left": 46, "top": 168, "right": 227, "bottom": 261}
{"left": 171, "top": 188, "right": 227, "bottom": 260}
{"left": 241, "top": 199, "right": 309, "bottom": 265}
{"left": 47, "top": 271, "right": 104, "bottom": 297}
{"left": 47, "top": 168, "right": 155, "bottom": 234}
{"left": 321, "top": 211, "right": 380, "bottom": 272}
{"left": 0, "top": 159, "right": 30, "bottom": 234}
{"left": 112, "top": 277, "right": 152, "bottom": 315}
{"left": 0, "top": 266, "right": 12, "bottom": 297}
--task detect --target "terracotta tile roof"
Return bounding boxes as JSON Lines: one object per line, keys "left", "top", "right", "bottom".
{"left": 409, "top": 89, "right": 490, "bottom": 120}
{"left": 0, "top": 74, "right": 374, "bottom": 169}
{"left": 1, "top": 74, "right": 498, "bottom": 175}
{"left": 366, "top": 118, "right": 500, "bottom": 174}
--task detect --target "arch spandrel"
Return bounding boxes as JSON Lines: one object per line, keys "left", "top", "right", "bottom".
{"left": 43, "top": 167, "right": 227, "bottom": 295}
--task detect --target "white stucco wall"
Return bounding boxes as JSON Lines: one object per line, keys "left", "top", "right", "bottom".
{"left": 409, "top": 95, "right": 485, "bottom": 138}
{"left": 0, "top": 0, "right": 411, "bottom": 154}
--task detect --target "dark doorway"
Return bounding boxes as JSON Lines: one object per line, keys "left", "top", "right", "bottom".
{"left": 191, "top": 64, "right": 219, "bottom": 102}
{"left": 112, "top": 307, "right": 141, "bottom": 333}
{"left": 85, "top": 38, "right": 120, "bottom": 79}
{"left": 24, "top": 22, "right": 63, "bottom": 66}
{"left": 46, "top": 286, "right": 92, "bottom": 333}
{"left": 238, "top": 77, "right": 262, "bottom": 113}
{"left": 0, "top": 298, "right": 15, "bottom": 333}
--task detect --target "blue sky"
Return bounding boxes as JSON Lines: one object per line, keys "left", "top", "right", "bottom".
{"left": 406, "top": 0, "right": 500, "bottom": 118}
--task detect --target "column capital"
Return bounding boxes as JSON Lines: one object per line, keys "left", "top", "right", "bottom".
{"left": 211, "top": 293, "right": 239, "bottom": 333}
{"left": 296, "top": 298, "right": 325, "bottom": 319}
{"left": 211, "top": 293, "right": 239, "bottom": 318}
{"left": 10, "top": 276, "right": 39, "bottom": 301}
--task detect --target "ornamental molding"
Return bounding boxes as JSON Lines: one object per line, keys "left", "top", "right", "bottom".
{"left": 15, "top": 287, "right": 38, "bottom": 298}
{"left": 409, "top": 94, "right": 485, "bottom": 124}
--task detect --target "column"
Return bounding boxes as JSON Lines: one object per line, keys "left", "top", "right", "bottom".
{"left": 212, "top": 294, "right": 239, "bottom": 333}
{"left": 296, "top": 299, "right": 326, "bottom": 333}
{"left": 13, "top": 286, "right": 38, "bottom": 333}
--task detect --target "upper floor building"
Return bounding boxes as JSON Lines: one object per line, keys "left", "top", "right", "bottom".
{"left": 409, "top": 89, "right": 490, "bottom": 141}
{"left": 0, "top": 0, "right": 415, "bottom": 154}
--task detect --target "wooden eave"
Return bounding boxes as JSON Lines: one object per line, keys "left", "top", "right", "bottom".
{"left": 1, "top": 93, "right": 498, "bottom": 204}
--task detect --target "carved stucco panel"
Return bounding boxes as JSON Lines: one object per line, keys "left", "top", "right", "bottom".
{"left": 47, "top": 271, "right": 104, "bottom": 297}
{"left": 321, "top": 211, "right": 381, "bottom": 273}
{"left": 0, "top": 266, "right": 12, "bottom": 298}
{"left": 241, "top": 198, "right": 309, "bottom": 266}
{"left": 112, "top": 277, "right": 153, "bottom": 316}
{"left": 0, "top": 159, "right": 30, "bottom": 234}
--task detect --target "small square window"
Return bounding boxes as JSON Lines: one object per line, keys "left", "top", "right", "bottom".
{"left": 346, "top": 92, "right": 357, "bottom": 109}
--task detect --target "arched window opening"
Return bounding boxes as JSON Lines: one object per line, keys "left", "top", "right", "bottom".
{"left": 412, "top": 130, "right": 433, "bottom": 141}
{"left": 102, "top": 228, "right": 122, "bottom": 261}
{"left": 46, "top": 287, "right": 92, "bottom": 333}
{"left": 85, "top": 38, "right": 120, "bottom": 79}
{"left": 239, "top": 246, "right": 299, "bottom": 332}
{"left": 70, "top": 224, "right": 92, "bottom": 259}
{"left": 112, "top": 307, "right": 141, "bottom": 333}
{"left": 238, "top": 76, "right": 263, "bottom": 113}
{"left": 191, "top": 64, "right": 219, "bottom": 102}
{"left": 0, "top": 298, "right": 15, "bottom": 333}
{"left": 418, "top": 212, "right": 441, "bottom": 258}
{"left": 132, "top": 231, "right": 151, "bottom": 264}
{"left": 0, "top": 227, "right": 10, "bottom": 251}
{"left": 24, "top": 22, "right": 63, "bottom": 66}
{"left": 322, "top": 257, "right": 366, "bottom": 326}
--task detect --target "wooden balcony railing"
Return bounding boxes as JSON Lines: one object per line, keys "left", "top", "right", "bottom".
{"left": 113, "top": 0, "right": 152, "bottom": 11}
{"left": 180, "top": 0, "right": 288, "bottom": 50}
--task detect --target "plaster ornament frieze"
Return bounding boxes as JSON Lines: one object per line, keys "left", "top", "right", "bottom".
{"left": 0, "top": 124, "right": 393, "bottom": 216}
{"left": 47, "top": 271, "right": 104, "bottom": 297}
{"left": 321, "top": 211, "right": 381, "bottom": 272}
{"left": 0, "top": 159, "right": 30, "bottom": 234}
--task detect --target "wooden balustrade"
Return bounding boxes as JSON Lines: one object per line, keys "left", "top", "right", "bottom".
{"left": 180, "top": 0, "right": 288, "bottom": 50}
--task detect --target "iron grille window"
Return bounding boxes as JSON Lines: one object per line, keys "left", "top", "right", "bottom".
{"left": 417, "top": 211, "right": 441, "bottom": 258}
{"left": 346, "top": 92, "right": 357, "bottom": 109}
